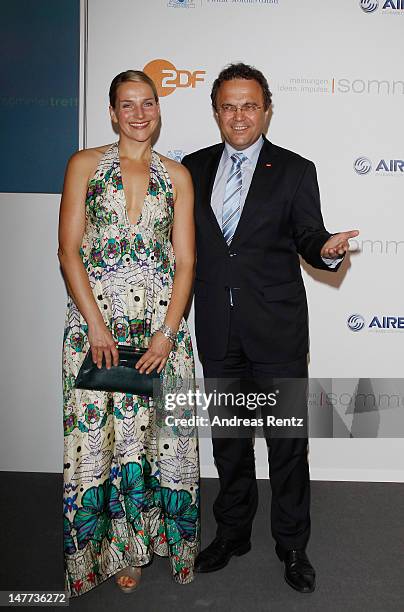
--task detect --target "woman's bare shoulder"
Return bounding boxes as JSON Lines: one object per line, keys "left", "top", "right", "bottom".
{"left": 69, "top": 144, "right": 112, "bottom": 165}
{"left": 67, "top": 144, "right": 114, "bottom": 178}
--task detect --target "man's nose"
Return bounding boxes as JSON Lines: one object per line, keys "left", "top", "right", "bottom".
{"left": 234, "top": 107, "right": 246, "bottom": 119}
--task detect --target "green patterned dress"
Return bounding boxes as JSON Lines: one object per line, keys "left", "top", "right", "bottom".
{"left": 62, "top": 143, "right": 199, "bottom": 597}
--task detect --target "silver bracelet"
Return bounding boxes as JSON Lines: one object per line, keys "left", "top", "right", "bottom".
{"left": 158, "top": 324, "right": 176, "bottom": 344}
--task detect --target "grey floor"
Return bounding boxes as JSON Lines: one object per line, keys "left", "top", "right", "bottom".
{"left": 0, "top": 473, "right": 403, "bottom": 612}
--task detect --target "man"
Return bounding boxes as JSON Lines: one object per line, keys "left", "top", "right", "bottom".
{"left": 182, "top": 63, "right": 358, "bottom": 593}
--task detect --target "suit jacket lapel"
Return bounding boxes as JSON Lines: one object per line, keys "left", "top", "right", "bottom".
{"left": 231, "top": 138, "right": 277, "bottom": 249}
{"left": 202, "top": 143, "right": 226, "bottom": 243}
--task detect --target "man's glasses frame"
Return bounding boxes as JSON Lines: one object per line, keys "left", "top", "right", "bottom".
{"left": 217, "top": 103, "right": 263, "bottom": 116}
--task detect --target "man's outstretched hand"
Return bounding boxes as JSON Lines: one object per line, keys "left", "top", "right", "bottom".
{"left": 320, "top": 230, "right": 359, "bottom": 259}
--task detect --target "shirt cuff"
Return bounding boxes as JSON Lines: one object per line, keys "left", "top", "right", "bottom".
{"left": 321, "top": 256, "right": 343, "bottom": 269}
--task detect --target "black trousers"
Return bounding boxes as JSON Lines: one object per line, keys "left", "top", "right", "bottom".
{"left": 202, "top": 305, "right": 310, "bottom": 551}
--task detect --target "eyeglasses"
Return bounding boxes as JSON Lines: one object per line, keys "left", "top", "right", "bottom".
{"left": 217, "top": 103, "right": 263, "bottom": 116}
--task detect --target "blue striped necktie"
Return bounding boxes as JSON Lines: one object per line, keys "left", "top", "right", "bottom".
{"left": 222, "top": 152, "right": 247, "bottom": 245}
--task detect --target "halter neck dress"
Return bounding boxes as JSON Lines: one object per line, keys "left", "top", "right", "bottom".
{"left": 62, "top": 143, "right": 199, "bottom": 596}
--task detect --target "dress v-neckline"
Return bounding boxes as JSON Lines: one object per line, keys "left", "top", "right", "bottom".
{"left": 116, "top": 143, "right": 154, "bottom": 227}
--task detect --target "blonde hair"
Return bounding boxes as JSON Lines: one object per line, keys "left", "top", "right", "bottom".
{"left": 109, "top": 70, "right": 159, "bottom": 107}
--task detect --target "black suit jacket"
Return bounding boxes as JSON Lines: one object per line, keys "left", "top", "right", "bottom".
{"left": 182, "top": 137, "right": 339, "bottom": 363}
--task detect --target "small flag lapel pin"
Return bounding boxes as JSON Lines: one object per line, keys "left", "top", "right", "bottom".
{"left": 265, "top": 163, "right": 272, "bottom": 167}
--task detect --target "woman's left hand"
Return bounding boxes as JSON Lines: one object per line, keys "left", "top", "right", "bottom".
{"left": 135, "top": 331, "right": 173, "bottom": 374}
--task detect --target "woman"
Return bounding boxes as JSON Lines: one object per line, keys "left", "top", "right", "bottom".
{"left": 59, "top": 70, "right": 199, "bottom": 596}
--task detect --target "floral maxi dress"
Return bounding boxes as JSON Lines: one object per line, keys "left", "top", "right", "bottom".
{"left": 63, "top": 143, "right": 200, "bottom": 597}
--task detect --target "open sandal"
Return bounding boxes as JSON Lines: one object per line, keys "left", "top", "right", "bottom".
{"left": 115, "top": 567, "right": 142, "bottom": 593}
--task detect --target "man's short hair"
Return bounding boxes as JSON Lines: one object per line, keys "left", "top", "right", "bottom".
{"left": 211, "top": 63, "right": 272, "bottom": 111}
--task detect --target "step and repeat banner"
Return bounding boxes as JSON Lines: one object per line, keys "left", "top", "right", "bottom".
{"left": 0, "top": 2, "right": 81, "bottom": 474}
{"left": 85, "top": 0, "right": 404, "bottom": 477}
{"left": 0, "top": 0, "right": 80, "bottom": 193}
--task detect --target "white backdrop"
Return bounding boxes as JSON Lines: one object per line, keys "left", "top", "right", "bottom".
{"left": 86, "top": 0, "right": 404, "bottom": 378}
{"left": 1, "top": 0, "right": 403, "bottom": 479}
{"left": 84, "top": 0, "right": 404, "bottom": 480}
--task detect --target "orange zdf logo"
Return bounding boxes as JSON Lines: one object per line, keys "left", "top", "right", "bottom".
{"left": 143, "top": 59, "right": 205, "bottom": 97}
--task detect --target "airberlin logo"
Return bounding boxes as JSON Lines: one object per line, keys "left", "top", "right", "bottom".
{"left": 354, "top": 157, "right": 404, "bottom": 175}
{"left": 360, "top": 0, "right": 379, "bottom": 12}
{"left": 347, "top": 314, "right": 365, "bottom": 332}
{"left": 143, "top": 59, "right": 205, "bottom": 97}
{"left": 354, "top": 157, "right": 372, "bottom": 175}
{"left": 360, "top": 0, "right": 404, "bottom": 11}
{"left": 348, "top": 314, "right": 404, "bottom": 331}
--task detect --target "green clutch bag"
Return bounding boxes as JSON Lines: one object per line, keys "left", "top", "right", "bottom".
{"left": 75, "top": 345, "right": 160, "bottom": 396}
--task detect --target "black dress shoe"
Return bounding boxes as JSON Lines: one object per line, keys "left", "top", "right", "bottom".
{"left": 194, "top": 537, "right": 251, "bottom": 573}
{"left": 275, "top": 544, "right": 316, "bottom": 593}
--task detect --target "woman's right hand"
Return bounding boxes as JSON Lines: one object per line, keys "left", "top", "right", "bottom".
{"left": 87, "top": 323, "right": 119, "bottom": 369}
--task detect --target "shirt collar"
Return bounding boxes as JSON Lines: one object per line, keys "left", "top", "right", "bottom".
{"left": 224, "top": 135, "right": 264, "bottom": 165}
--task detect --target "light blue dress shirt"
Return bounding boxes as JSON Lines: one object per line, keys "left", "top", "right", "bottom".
{"left": 211, "top": 136, "right": 264, "bottom": 226}
{"left": 211, "top": 136, "right": 340, "bottom": 268}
